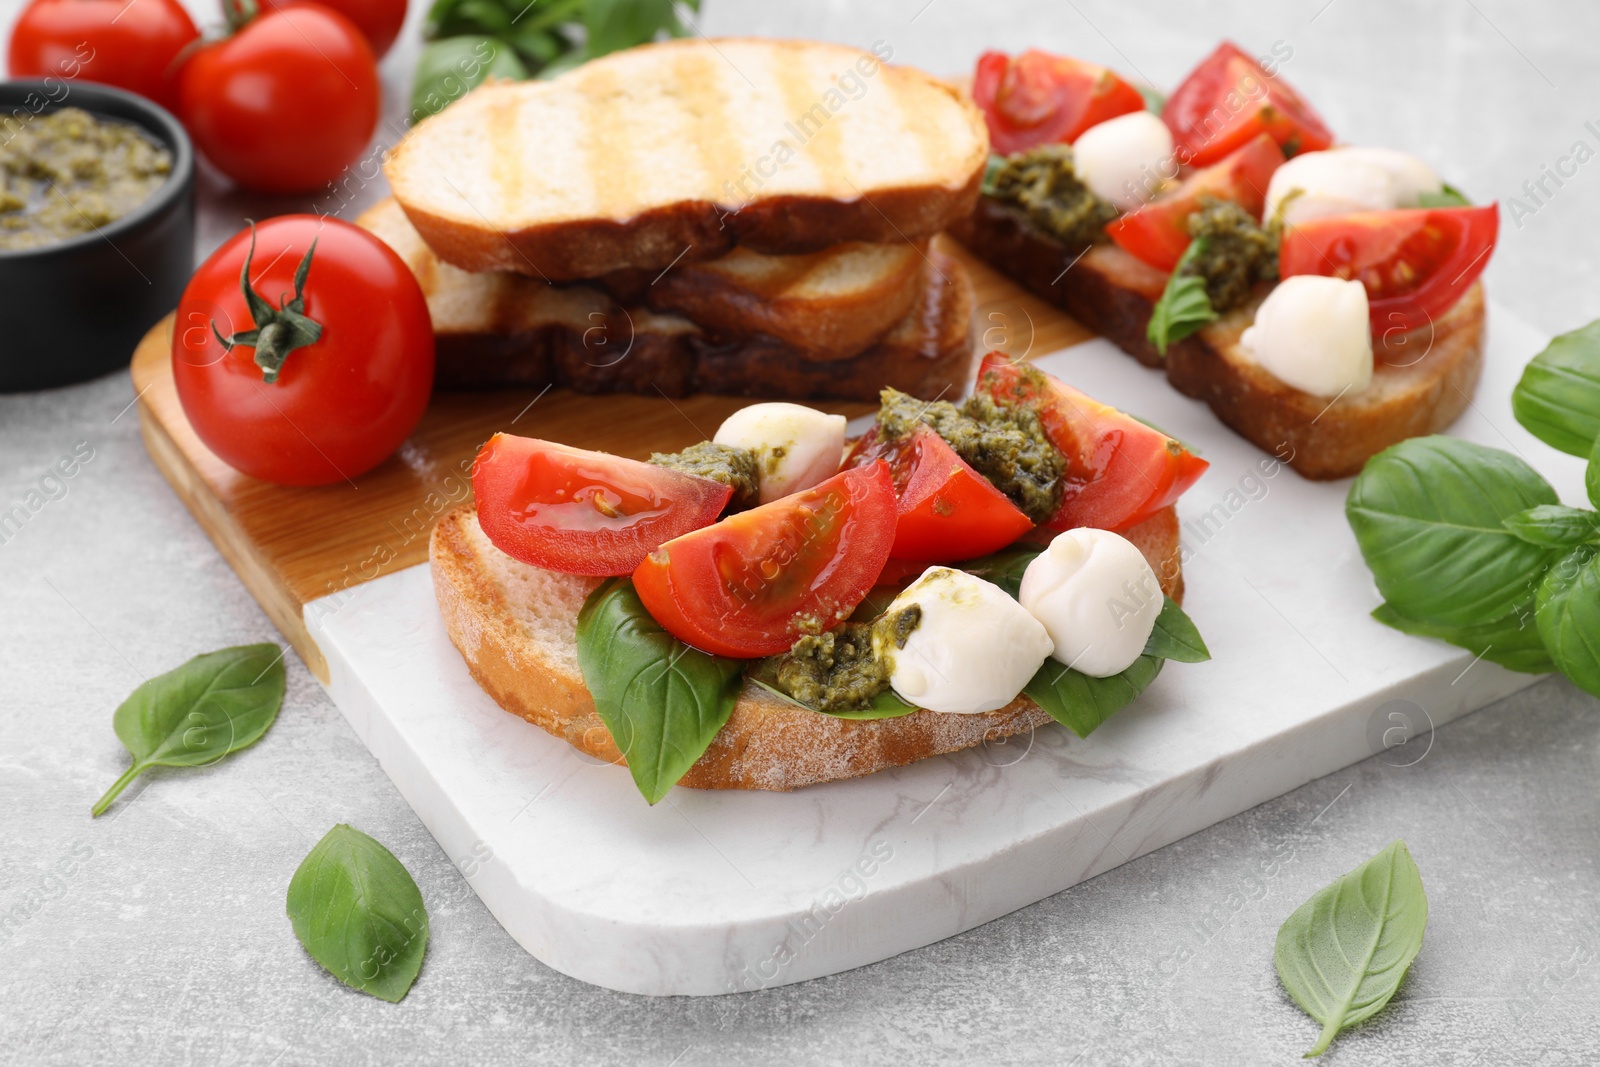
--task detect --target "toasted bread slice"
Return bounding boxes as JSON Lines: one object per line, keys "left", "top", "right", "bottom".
{"left": 359, "top": 197, "right": 977, "bottom": 401}
{"left": 621, "top": 239, "right": 929, "bottom": 362}
{"left": 385, "top": 38, "right": 989, "bottom": 280}
{"left": 431, "top": 503, "right": 1185, "bottom": 792}
{"left": 950, "top": 199, "right": 1485, "bottom": 480}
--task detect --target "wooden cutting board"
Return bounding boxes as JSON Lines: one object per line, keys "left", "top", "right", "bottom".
{"left": 129, "top": 243, "right": 1093, "bottom": 681}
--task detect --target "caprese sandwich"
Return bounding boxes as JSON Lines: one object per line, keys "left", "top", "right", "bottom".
{"left": 432, "top": 355, "right": 1210, "bottom": 802}
{"left": 950, "top": 42, "right": 1500, "bottom": 479}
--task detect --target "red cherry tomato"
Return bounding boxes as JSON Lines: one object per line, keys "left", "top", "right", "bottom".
{"left": 172, "top": 215, "right": 434, "bottom": 486}
{"left": 1162, "top": 41, "right": 1332, "bottom": 167}
{"left": 977, "top": 353, "right": 1208, "bottom": 532}
{"left": 1108, "top": 133, "right": 1285, "bottom": 271}
{"left": 972, "top": 49, "right": 1145, "bottom": 156}
{"left": 471, "top": 435, "right": 733, "bottom": 576}
{"left": 261, "top": 0, "right": 406, "bottom": 58}
{"left": 178, "top": 6, "right": 379, "bottom": 194}
{"left": 846, "top": 425, "right": 1034, "bottom": 563}
{"left": 1279, "top": 205, "right": 1499, "bottom": 336}
{"left": 6, "top": 0, "right": 198, "bottom": 111}
{"left": 632, "top": 463, "right": 898, "bottom": 658}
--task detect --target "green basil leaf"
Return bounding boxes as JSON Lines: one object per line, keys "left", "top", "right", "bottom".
{"left": 1275, "top": 840, "right": 1428, "bottom": 1058}
{"left": 980, "top": 153, "right": 1007, "bottom": 197}
{"left": 1143, "top": 597, "right": 1210, "bottom": 663}
{"left": 1371, "top": 601, "right": 1555, "bottom": 674}
{"left": 92, "top": 644, "right": 285, "bottom": 816}
{"left": 1416, "top": 183, "right": 1470, "bottom": 208}
{"left": 1138, "top": 84, "right": 1166, "bottom": 113}
{"left": 583, "top": 0, "right": 694, "bottom": 58}
{"left": 286, "top": 825, "right": 429, "bottom": 1003}
{"left": 1512, "top": 319, "right": 1600, "bottom": 457}
{"left": 1535, "top": 546, "right": 1600, "bottom": 698}
{"left": 575, "top": 578, "right": 744, "bottom": 804}
{"left": 409, "top": 36, "right": 528, "bottom": 122}
{"left": 1346, "top": 436, "right": 1560, "bottom": 626}
{"left": 1588, "top": 436, "right": 1600, "bottom": 510}
{"left": 1023, "top": 654, "right": 1163, "bottom": 739}
{"left": 961, "top": 546, "right": 1042, "bottom": 600}
{"left": 744, "top": 662, "right": 918, "bottom": 721}
{"left": 1502, "top": 504, "right": 1600, "bottom": 547}
{"left": 1147, "top": 240, "right": 1218, "bottom": 356}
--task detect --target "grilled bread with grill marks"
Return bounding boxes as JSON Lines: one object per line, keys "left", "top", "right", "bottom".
{"left": 385, "top": 38, "right": 990, "bottom": 281}
{"left": 358, "top": 198, "right": 978, "bottom": 401}
{"left": 950, "top": 198, "right": 1486, "bottom": 480}
{"left": 430, "top": 503, "right": 1184, "bottom": 792}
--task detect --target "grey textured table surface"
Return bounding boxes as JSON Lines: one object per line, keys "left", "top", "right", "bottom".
{"left": 4, "top": 1, "right": 1599, "bottom": 1063}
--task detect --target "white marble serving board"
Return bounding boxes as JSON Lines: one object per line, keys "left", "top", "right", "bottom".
{"left": 305, "top": 304, "right": 1587, "bottom": 997}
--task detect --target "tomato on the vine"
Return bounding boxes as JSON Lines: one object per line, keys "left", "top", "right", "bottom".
{"left": 6, "top": 0, "right": 198, "bottom": 111}
{"left": 172, "top": 215, "right": 434, "bottom": 486}
{"left": 261, "top": 0, "right": 407, "bottom": 58}
{"left": 178, "top": 3, "right": 379, "bottom": 194}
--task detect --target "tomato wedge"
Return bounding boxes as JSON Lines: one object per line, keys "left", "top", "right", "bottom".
{"left": 972, "top": 49, "right": 1146, "bottom": 156}
{"left": 1162, "top": 41, "right": 1332, "bottom": 167}
{"left": 1279, "top": 205, "right": 1499, "bottom": 336}
{"left": 1108, "top": 132, "right": 1284, "bottom": 271}
{"left": 846, "top": 425, "right": 1034, "bottom": 563}
{"left": 472, "top": 434, "right": 732, "bottom": 576}
{"left": 632, "top": 463, "right": 897, "bottom": 658}
{"left": 976, "top": 353, "right": 1208, "bottom": 531}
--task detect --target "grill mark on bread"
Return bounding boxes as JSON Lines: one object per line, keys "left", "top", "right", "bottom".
{"left": 776, "top": 53, "right": 850, "bottom": 198}
{"left": 888, "top": 69, "right": 947, "bottom": 188}
{"left": 577, "top": 64, "right": 640, "bottom": 218}
{"left": 487, "top": 94, "right": 526, "bottom": 222}
{"left": 674, "top": 51, "right": 745, "bottom": 215}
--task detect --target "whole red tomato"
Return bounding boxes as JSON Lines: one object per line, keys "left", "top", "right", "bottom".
{"left": 178, "top": 5, "right": 379, "bottom": 194}
{"left": 172, "top": 215, "right": 435, "bottom": 486}
{"left": 6, "top": 0, "right": 199, "bottom": 111}
{"left": 261, "top": 0, "right": 407, "bottom": 58}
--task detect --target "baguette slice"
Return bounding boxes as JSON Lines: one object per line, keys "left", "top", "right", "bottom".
{"left": 432, "top": 503, "right": 1185, "bottom": 792}
{"left": 358, "top": 197, "right": 977, "bottom": 401}
{"left": 950, "top": 199, "right": 1486, "bottom": 480}
{"left": 601, "top": 238, "right": 929, "bottom": 362}
{"left": 386, "top": 38, "right": 989, "bottom": 280}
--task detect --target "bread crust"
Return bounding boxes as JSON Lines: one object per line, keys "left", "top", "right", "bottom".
{"left": 431, "top": 503, "right": 1185, "bottom": 792}
{"left": 387, "top": 38, "right": 989, "bottom": 281}
{"left": 950, "top": 198, "right": 1487, "bottom": 479}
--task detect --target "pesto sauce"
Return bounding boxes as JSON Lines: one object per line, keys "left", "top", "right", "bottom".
{"left": 0, "top": 108, "right": 173, "bottom": 252}
{"left": 988, "top": 144, "right": 1118, "bottom": 248}
{"left": 1182, "top": 197, "right": 1279, "bottom": 312}
{"left": 648, "top": 441, "right": 760, "bottom": 508}
{"left": 771, "top": 605, "right": 921, "bottom": 712}
{"left": 876, "top": 386, "right": 1065, "bottom": 524}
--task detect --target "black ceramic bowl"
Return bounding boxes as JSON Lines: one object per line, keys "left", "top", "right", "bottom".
{"left": 0, "top": 81, "right": 194, "bottom": 392}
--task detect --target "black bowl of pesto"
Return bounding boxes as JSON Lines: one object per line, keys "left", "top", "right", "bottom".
{"left": 0, "top": 81, "right": 193, "bottom": 392}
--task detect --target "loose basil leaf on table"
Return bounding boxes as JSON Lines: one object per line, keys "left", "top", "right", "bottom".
{"left": 1511, "top": 319, "right": 1600, "bottom": 457}
{"left": 1346, "top": 436, "right": 1560, "bottom": 627}
{"left": 1147, "top": 239, "right": 1219, "bottom": 356}
{"left": 575, "top": 578, "right": 744, "bottom": 804}
{"left": 1023, "top": 598, "right": 1207, "bottom": 738}
{"left": 92, "top": 643, "right": 286, "bottom": 816}
{"left": 286, "top": 825, "right": 429, "bottom": 1003}
{"left": 1275, "top": 840, "right": 1429, "bottom": 1058}
{"left": 409, "top": 36, "right": 528, "bottom": 122}
{"left": 1371, "top": 602, "right": 1555, "bottom": 675}
{"left": 1535, "top": 546, "right": 1600, "bottom": 698}
{"left": 1502, "top": 504, "right": 1600, "bottom": 547}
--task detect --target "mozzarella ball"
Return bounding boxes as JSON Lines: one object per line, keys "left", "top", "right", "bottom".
{"left": 712, "top": 402, "right": 847, "bottom": 503}
{"left": 1239, "top": 275, "right": 1374, "bottom": 398}
{"left": 1018, "top": 528, "right": 1163, "bottom": 678}
{"left": 1072, "top": 111, "right": 1175, "bottom": 211}
{"left": 1265, "top": 150, "right": 1397, "bottom": 226}
{"left": 878, "top": 567, "right": 1053, "bottom": 715}
{"left": 1327, "top": 146, "right": 1442, "bottom": 204}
